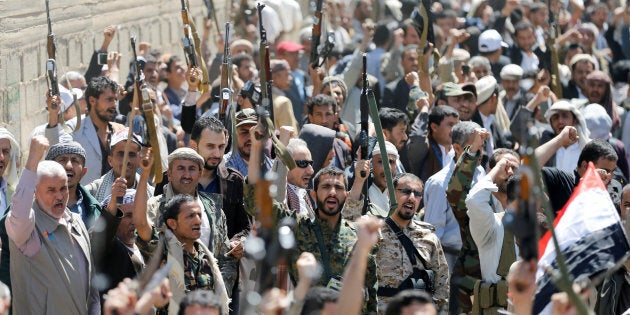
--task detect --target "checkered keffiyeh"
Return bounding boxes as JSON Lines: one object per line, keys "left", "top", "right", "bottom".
{"left": 45, "top": 141, "right": 87, "bottom": 161}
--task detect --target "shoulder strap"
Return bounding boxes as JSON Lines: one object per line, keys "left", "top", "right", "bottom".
{"left": 496, "top": 213, "right": 516, "bottom": 278}
{"left": 311, "top": 220, "right": 333, "bottom": 281}
{"left": 385, "top": 217, "right": 428, "bottom": 269}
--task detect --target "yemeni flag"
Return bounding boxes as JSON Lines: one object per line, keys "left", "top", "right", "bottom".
{"left": 534, "top": 163, "right": 630, "bottom": 313}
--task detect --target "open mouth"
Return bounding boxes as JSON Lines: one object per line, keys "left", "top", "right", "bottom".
{"left": 325, "top": 197, "right": 338, "bottom": 208}
{"left": 66, "top": 172, "right": 74, "bottom": 179}
{"left": 180, "top": 178, "right": 193, "bottom": 185}
{"left": 402, "top": 202, "right": 415, "bottom": 211}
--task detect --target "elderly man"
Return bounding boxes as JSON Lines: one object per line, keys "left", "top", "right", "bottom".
{"left": 6, "top": 136, "right": 98, "bottom": 314}
{"left": 45, "top": 141, "right": 101, "bottom": 227}
{"left": 499, "top": 64, "right": 531, "bottom": 120}
{"left": 285, "top": 138, "right": 315, "bottom": 218}
{"left": 585, "top": 70, "right": 620, "bottom": 131}
{"left": 0, "top": 128, "right": 19, "bottom": 215}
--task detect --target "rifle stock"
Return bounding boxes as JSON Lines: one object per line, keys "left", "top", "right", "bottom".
{"left": 257, "top": 3, "right": 274, "bottom": 125}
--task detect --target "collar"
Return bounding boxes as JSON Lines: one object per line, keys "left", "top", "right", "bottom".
{"left": 0, "top": 177, "right": 5, "bottom": 191}
{"left": 478, "top": 111, "right": 495, "bottom": 129}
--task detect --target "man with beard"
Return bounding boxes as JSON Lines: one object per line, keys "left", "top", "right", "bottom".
{"left": 585, "top": 70, "right": 620, "bottom": 132}
{"left": 224, "top": 108, "right": 273, "bottom": 177}
{"left": 189, "top": 116, "right": 248, "bottom": 239}
{"left": 353, "top": 171, "right": 449, "bottom": 313}
{"left": 465, "top": 149, "right": 520, "bottom": 313}
{"left": 0, "top": 128, "right": 19, "bottom": 215}
{"left": 562, "top": 54, "right": 596, "bottom": 100}
{"left": 246, "top": 125, "right": 377, "bottom": 312}
{"left": 91, "top": 189, "right": 144, "bottom": 302}
{"left": 72, "top": 76, "right": 125, "bottom": 185}
{"left": 367, "top": 141, "right": 399, "bottom": 217}
{"left": 143, "top": 148, "right": 237, "bottom": 297}
{"left": 85, "top": 128, "right": 154, "bottom": 203}
{"left": 6, "top": 136, "right": 98, "bottom": 314}
{"left": 380, "top": 108, "right": 409, "bottom": 173}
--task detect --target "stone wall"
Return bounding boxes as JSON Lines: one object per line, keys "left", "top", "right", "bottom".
{"left": 0, "top": 0, "right": 223, "bottom": 161}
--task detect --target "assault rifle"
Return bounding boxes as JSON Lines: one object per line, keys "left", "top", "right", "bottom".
{"left": 359, "top": 54, "right": 370, "bottom": 213}
{"left": 257, "top": 3, "right": 274, "bottom": 124}
{"left": 219, "top": 22, "right": 232, "bottom": 126}
{"left": 310, "top": 0, "right": 324, "bottom": 68}
{"left": 411, "top": 0, "right": 441, "bottom": 76}
{"left": 546, "top": 0, "right": 563, "bottom": 99}
{"left": 180, "top": 0, "right": 210, "bottom": 94}
{"left": 45, "top": 0, "right": 59, "bottom": 111}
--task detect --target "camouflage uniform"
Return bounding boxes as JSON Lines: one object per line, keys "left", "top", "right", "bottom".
{"left": 446, "top": 147, "right": 483, "bottom": 314}
{"left": 137, "top": 227, "right": 229, "bottom": 315}
{"left": 244, "top": 185, "right": 379, "bottom": 314}
{"left": 345, "top": 198, "right": 450, "bottom": 314}
{"left": 146, "top": 183, "right": 238, "bottom": 294}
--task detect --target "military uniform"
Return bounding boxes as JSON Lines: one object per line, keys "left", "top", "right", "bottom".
{"left": 446, "top": 147, "right": 483, "bottom": 314}
{"left": 146, "top": 183, "right": 238, "bottom": 294}
{"left": 244, "top": 185, "right": 379, "bottom": 313}
{"left": 345, "top": 198, "right": 450, "bottom": 314}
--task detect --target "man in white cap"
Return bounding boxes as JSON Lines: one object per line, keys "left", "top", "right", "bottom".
{"left": 31, "top": 85, "right": 85, "bottom": 143}
{"left": 563, "top": 54, "right": 597, "bottom": 100}
{"left": 477, "top": 29, "right": 511, "bottom": 81}
{"left": 0, "top": 128, "right": 19, "bottom": 215}
{"left": 367, "top": 141, "right": 399, "bottom": 216}
{"left": 85, "top": 128, "right": 154, "bottom": 203}
{"left": 499, "top": 64, "right": 532, "bottom": 120}
{"left": 472, "top": 76, "right": 514, "bottom": 160}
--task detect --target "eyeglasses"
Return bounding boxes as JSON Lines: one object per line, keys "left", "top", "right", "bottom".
{"left": 396, "top": 188, "right": 422, "bottom": 197}
{"left": 295, "top": 160, "right": 314, "bottom": 168}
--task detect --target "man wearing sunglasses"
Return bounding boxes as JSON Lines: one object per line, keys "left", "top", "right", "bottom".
{"left": 286, "top": 138, "right": 315, "bottom": 218}
{"left": 347, "top": 171, "right": 449, "bottom": 312}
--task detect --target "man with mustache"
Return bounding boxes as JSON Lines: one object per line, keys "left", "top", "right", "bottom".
{"left": 84, "top": 128, "right": 154, "bottom": 204}
{"left": 223, "top": 108, "right": 272, "bottom": 177}
{"left": 6, "top": 136, "right": 98, "bottom": 314}
{"left": 347, "top": 171, "right": 449, "bottom": 313}
{"left": 247, "top": 124, "right": 378, "bottom": 313}
{"left": 285, "top": 138, "right": 315, "bottom": 218}
{"left": 0, "top": 128, "right": 19, "bottom": 216}
{"left": 143, "top": 148, "right": 237, "bottom": 298}
{"left": 72, "top": 76, "right": 125, "bottom": 185}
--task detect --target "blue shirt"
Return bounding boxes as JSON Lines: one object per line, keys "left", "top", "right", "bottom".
{"left": 69, "top": 188, "right": 87, "bottom": 224}
{"left": 198, "top": 177, "right": 220, "bottom": 194}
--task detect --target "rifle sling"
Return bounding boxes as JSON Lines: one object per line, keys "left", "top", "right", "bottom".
{"left": 385, "top": 217, "right": 428, "bottom": 269}
{"left": 311, "top": 220, "right": 333, "bottom": 281}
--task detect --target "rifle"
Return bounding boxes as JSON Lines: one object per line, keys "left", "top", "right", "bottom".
{"left": 256, "top": 3, "right": 296, "bottom": 169}
{"left": 310, "top": 0, "right": 324, "bottom": 68}
{"left": 546, "top": 0, "right": 563, "bottom": 99}
{"left": 202, "top": 0, "right": 221, "bottom": 34}
{"left": 125, "top": 37, "right": 163, "bottom": 188}
{"left": 219, "top": 22, "right": 232, "bottom": 126}
{"left": 181, "top": 0, "right": 211, "bottom": 94}
{"left": 411, "top": 0, "right": 441, "bottom": 76}
{"left": 360, "top": 54, "right": 370, "bottom": 214}
{"left": 45, "top": 0, "right": 60, "bottom": 111}
{"left": 257, "top": 3, "right": 274, "bottom": 125}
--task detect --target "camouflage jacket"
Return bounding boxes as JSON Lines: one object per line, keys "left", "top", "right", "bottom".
{"left": 446, "top": 148, "right": 483, "bottom": 296}
{"left": 378, "top": 218, "right": 450, "bottom": 311}
{"left": 146, "top": 184, "right": 238, "bottom": 294}
{"left": 244, "top": 185, "right": 379, "bottom": 314}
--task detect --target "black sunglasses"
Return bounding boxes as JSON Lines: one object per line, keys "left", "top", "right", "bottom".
{"left": 396, "top": 188, "right": 422, "bottom": 197}
{"left": 295, "top": 160, "right": 314, "bottom": 168}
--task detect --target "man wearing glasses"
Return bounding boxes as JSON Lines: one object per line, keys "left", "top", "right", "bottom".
{"left": 344, "top": 171, "right": 449, "bottom": 313}
{"left": 285, "top": 138, "right": 315, "bottom": 218}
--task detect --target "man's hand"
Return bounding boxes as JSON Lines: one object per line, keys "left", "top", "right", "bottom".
{"left": 507, "top": 259, "right": 537, "bottom": 315}
{"left": 354, "top": 158, "right": 370, "bottom": 184}
{"left": 420, "top": 43, "right": 434, "bottom": 74}
{"left": 46, "top": 91, "right": 61, "bottom": 127}
{"left": 186, "top": 67, "right": 202, "bottom": 91}
{"left": 296, "top": 251, "right": 321, "bottom": 281}
{"left": 405, "top": 72, "right": 420, "bottom": 87}
{"left": 138, "top": 42, "right": 152, "bottom": 57}
{"left": 489, "top": 156, "right": 519, "bottom": 185}
{"left": 139, "top": 147, "right": 153, "bottom": 174}
{"left": 279, "top": 126, "right": 296, "bottom": 146}
{"left": 557, "top": 126, "right": 578, "bottom": 148}
{"left": 502, "top": 0, "right": 520, "bottom": 17}
{"left": 26, "top": 136, "right": 50, "bottom": 171}
{"left": 448, "top": 28, "right": 470, "bottom": 45}
{"left": 107, "top": 177, "right": 128, "bottom": 214}
{"left": 526, "top": 86, "right": 551, "bottom": 111}
{"left": 227, "top": 236, "right": 245, "bottom": 259}
{"left": 355, "top": 216, "right": 383, "bottom": 250}
{"left": 101, "top": 25, "right": 117, "bottom": 51}
{"left": 469, "top": 128, "right": 491, "bottom": 153}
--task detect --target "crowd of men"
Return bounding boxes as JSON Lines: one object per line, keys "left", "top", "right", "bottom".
{"left": 1, "top": 0, "right": 630, "bottom": 313}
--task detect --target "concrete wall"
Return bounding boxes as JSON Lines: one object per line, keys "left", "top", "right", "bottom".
{"left": 0, "top": 0, "right": 222, "bottom": 162}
